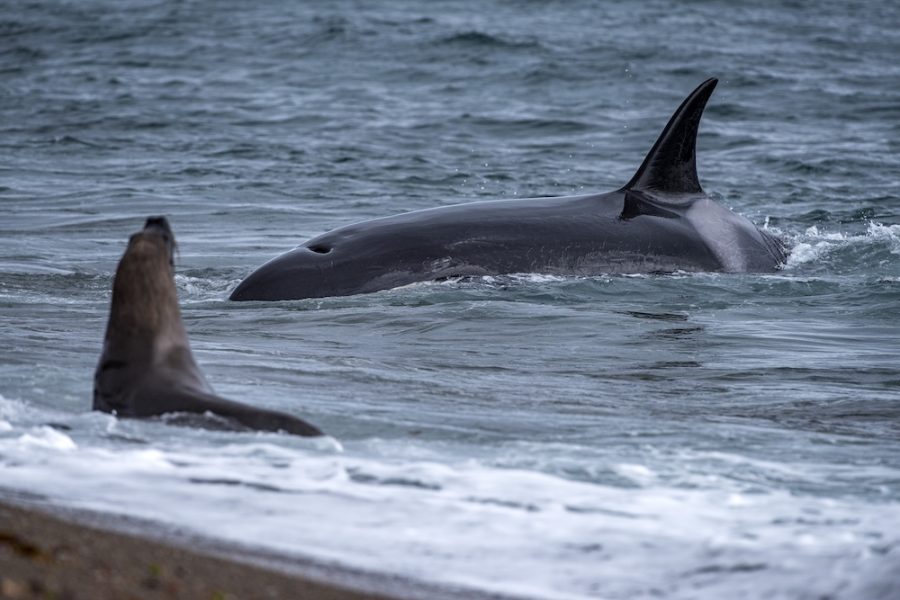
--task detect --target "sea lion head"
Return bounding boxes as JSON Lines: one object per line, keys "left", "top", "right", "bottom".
{"left": 129, "top": 216, "right": 176, "bottom": 269}
{"left": 105, "top": 216, "right": 185, "bottom": 347}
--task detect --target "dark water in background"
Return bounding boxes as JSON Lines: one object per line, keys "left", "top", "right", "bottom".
{"left": 2, "top": 1, "right": 900, "bottom": 598}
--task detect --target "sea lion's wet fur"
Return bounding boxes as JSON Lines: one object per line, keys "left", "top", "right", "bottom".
{"left": 94, "top": 217, "right": 323, "bottom": 437}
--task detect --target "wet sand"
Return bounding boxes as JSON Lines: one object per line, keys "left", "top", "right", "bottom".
{"left": 0, "top": 495, "right": 513, "bottom": 600}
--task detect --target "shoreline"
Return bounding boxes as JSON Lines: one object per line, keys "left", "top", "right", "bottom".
{"left": 0, "top": 490, "right": 522, "bottom": 600}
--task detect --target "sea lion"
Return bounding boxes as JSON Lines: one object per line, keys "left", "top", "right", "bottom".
{"left": 94, "top": 216, "right": 323, "bottom": 437}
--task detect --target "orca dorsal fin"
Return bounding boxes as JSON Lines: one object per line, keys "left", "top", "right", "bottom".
{"left": 622, "top": 78, "right": 717, "bottom": 194}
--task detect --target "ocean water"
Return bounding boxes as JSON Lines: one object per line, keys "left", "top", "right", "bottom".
{"left": 2, "top": 1, "right": 900, "bottom": 598}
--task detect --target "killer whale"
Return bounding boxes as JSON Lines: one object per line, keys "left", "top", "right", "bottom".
{"left": 230, "top": 78, "right": 787, "bottom": 302}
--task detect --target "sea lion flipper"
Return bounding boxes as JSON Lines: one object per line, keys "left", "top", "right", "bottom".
{"left": 139, "top": 384, "right": 323, "bottom": 437}
{"left": 204, "top": 394, "right": 324, "bottom": 437}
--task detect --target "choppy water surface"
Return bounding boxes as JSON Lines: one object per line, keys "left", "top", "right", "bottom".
{"left": 2, "top": 1, "right": 899, "bottom": 598}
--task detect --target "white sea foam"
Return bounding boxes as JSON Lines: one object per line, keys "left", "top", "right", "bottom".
{"left": 0, "top": 394, "right": 26, "bottom": 422}
{"left": 505, "top": 273, "right": 572, "bottom": 284}
{"left": 612, "top": 462, "right": 657, "bottom": 485}
{"left": 867, "top": 222, "right": 900, "bottom": 254}
{"left": 174, "top": 274, "right": 239, "bottom": 302}
{"left": 1, "top": 430, "right": 897, "bottom": 600}
{"left": 393, "top": 272, "right": 577, "bottom": 294}
{"left": 785, "top": 222, "right": 899, "bottom": 268}
{"left": 16, "top": 426, "right": 77, "bottom": 451}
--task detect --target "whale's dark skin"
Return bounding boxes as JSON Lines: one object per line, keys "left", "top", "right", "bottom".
{"left": 230, "top": 79, "right": 787, "bottom": 302}
{"left": 94, "top": 217, "right": 323, "bottom": 437}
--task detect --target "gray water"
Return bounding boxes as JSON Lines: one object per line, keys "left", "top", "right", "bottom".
{"left": 2, "top": 1, "right": 899, "bottom": 598}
